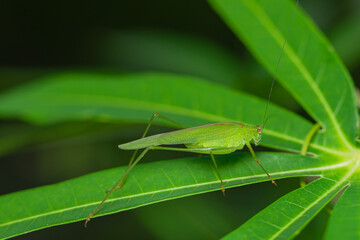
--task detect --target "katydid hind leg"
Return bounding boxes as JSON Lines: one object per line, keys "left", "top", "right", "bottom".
{"left": 85, "top": 147, "right": 150, "bottom": 227}
{"left": 210, "top": 151, "right": 226, "bottom": 196}
{"left": 127, "top": 112, "right": 186, "bottom": 168}
{"left": 153, "top": 112, "right": 187, "bottom": 129}
{"left": 112, "top": 112, "right": 187, "bottom": 192}
{"left": 106, "top": 113, "right": 158, "bottom": 193}
{"left": 246, "top": 143, "right": 277, "bottom": 186}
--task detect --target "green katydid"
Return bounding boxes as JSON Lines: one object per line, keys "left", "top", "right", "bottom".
{"left": 85, "top": 0, "right": 300, "bottom": 227}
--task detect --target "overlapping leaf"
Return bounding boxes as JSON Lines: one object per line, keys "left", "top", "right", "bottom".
{"left": 209, "top": 0, "right": 357, "bottom": 152}
{"left": 325, "top": 175, "right": 360, "bottom": 240}
{"left": 0, "top": 72, "right": 317, "bottom": 153}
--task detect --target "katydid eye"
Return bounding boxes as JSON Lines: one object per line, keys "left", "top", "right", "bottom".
{"left": 257, "top": 129, "right": 261, "bottom": 133}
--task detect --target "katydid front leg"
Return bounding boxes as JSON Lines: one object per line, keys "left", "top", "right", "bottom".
{"left": 246, "top": 142, "right": 277, "bottom": 186}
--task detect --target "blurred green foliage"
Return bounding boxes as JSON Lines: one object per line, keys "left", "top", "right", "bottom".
{"left": 0, "top": 0, "right": 359, "bottom": 239}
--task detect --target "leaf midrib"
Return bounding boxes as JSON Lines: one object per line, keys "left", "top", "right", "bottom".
{"left": 0, "top": 160, "right": 351, "bottom": 229}
{"left": 244, "top": 0, "right": 354, "bottom": 151}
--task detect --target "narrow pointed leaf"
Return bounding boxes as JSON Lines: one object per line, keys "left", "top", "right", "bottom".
{"left": 208, "top": 0, "right": 357, "bottom": 151}
{"left": 0, "top": 72, "right": 325, "bottom": 154}
{"left": 222, "top": 176, "right": 349, "bottom": 240}
{"left": 325, "top": 178, "right": 360, "bottom": 239}
{"left": 0, "top": 152, "right": 344, "bottom": 239}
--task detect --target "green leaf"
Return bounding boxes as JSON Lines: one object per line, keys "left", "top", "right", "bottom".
{"left": 0, "top": 152, "right": 343, "bottom": 239}
{"left": 222, "top": 174, "right": 351, "bottom": 240}
{"left": 0, "top": 72, "right": 320, "bottom": 154}
{"left": 324, "top": 177, "right": 360, "bottom": 239}
{"left": 208, "top": 0, "right": 357, "bottom": 152}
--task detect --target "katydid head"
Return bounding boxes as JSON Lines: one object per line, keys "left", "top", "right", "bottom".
{"left": 253, "top": 125, "right": 262, "bottom": 146}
